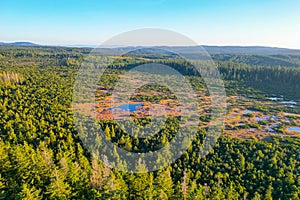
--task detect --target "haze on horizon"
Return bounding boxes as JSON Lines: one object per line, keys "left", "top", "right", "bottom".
{"left": 1, "top": 0, "right": 300, "bottom": 49}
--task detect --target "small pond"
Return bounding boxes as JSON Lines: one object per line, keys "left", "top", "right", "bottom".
{"left": 268, "top": 97, "right": 283, "bottom": 101}
{"left": 281, "top": 101, "right": 297, "bottom": 105}
{"left": 256, "top": 116, "right": 270, "bottom": 121}
{"left": 243, "top": 110, "right": 253, "bottom": 115}
{"left": 256, "top": 115, "right": 279, "bottom": 121}
{"left": 287, "top": 127, "right": 300, "bottom": 132}
{"left": 108, "top": 103, "right": 143, "bottom": 113}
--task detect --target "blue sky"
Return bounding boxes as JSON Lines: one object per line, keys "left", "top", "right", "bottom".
{"left": 1, "top": 0, "right": 300, "bottom": 48}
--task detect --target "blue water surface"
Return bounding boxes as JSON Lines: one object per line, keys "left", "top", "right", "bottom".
{"left": 108, "top": 103, "right": 143, "bottom": 113}
{"left": 287, "top": 127, "right": 300, "bottom": 132}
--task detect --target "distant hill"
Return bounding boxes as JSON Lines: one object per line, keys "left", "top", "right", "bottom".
{"left": 158, "top": 46, "right": 300, "bottom": 55}
{"left": 203, "top": 46, "right": 300, "bottom": 55}
{"left": 211, "top": 54, "right": 300, "bottom": 67}
{"left": 0, "top": 42, "right": 39, "bottom": 47}
{"left": 1, "top": 42, "right": 300, "bottom": 66}
{"left": 87, "top": 46, "right": 300, "bottom": 66}
{"left": 78, "top": 45, "right": 300, "bottom": 56}
{"left": 1, "top": 42, "right": 300, "bottom": 55}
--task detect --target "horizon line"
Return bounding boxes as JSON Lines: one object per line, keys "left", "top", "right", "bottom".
{"left": 1, "top": 40, "right": 300, "bottom": 50}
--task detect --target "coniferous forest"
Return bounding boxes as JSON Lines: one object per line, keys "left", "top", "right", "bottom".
{"left": 0, "top": 46, "right": 299, "bottom": 200}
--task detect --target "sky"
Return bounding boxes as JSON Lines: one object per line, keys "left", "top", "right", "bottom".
{"left": 1, "top": 0, "right": 300, "bottom": 48}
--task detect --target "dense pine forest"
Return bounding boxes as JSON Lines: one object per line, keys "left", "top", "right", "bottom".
{"left": 0, "top": 46, "right": 299, "bottom": 199}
